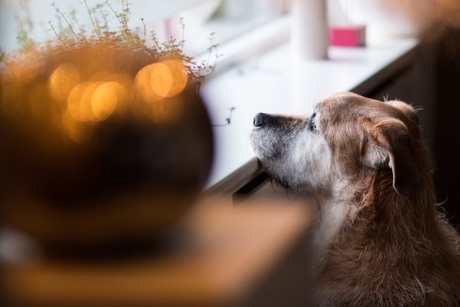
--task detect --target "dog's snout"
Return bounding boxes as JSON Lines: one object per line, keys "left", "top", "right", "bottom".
{"left": 253, "top": 113, "right": 266, "bottom": 127}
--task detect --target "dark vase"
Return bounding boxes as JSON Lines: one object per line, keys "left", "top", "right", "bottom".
{"left": 0, "top": 43, "right": 214, "bottom": 255}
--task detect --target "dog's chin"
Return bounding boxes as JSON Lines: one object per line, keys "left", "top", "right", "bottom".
{"left": 257, "top": 158, "right": 331, "bottom": 199}
{"left": 259, "top": 163, "right": 290, "bottom": 189}
{"left": 255, "top": 157, "right": 304, "bottom": 191}
{"left": 251, "top": 131, "right": 275, "bottom": 158}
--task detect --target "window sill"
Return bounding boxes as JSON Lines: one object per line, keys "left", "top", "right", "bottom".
{"left": 201, "top": 24, "right": 418, "bottom": 193}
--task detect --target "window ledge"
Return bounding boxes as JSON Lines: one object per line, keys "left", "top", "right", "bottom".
{"left": 201, "top": 24, "right": 418, "bottom": 193}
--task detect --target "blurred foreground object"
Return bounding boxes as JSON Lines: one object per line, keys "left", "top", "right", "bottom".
{"left": 0, "top": 41, "right": 214, "bottom": 253}
{"left": 2, "top": 197, "right": 315, "bottom": 307}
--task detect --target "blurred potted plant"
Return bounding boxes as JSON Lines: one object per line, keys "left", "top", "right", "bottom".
{"left": 0, "top": 0, "right": 219, "bottom": 255}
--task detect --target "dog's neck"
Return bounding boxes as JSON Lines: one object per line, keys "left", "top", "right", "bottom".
{"left": 314, "top": 173, "right": 438, "bottom": 268}
{"left": 311, "top": 196, "right": 350, "bottom": 266}
{"left": 310, "top": 169, "right": 437, "bottom": 269}
{"left": 311, "top": 172, "right": 368, "bottom": 250}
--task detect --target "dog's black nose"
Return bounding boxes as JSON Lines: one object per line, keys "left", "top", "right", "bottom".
{"left": 253, "top": 113, "right": 265, "bottom": 127}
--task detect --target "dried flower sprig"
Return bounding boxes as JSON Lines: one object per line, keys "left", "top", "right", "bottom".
{"left": 3, "top": 0, "right": 221, "bottom": 87}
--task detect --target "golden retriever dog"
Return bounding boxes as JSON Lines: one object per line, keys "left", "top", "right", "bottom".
{"left": 250, "top": 92, "right": 460, "bottom": 306}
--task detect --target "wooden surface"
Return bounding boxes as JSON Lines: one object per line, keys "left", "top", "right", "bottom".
{"left": 1, "top": 196, "right": 316, "bottom": 306}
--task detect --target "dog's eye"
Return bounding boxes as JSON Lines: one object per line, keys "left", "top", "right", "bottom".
{"left": 308, "top": 113, "right": 317, "bottom": 131}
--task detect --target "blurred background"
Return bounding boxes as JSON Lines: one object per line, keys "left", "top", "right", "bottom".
{"left": 1, "top": 0, "right": 460, "bottom": 305}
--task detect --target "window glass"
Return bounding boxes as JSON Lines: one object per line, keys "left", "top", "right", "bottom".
{"left": 0, "top": 0, "right": 289, "bottom": 55}
{"left": 171, "top": 0, "right": 289, "bottom": 56}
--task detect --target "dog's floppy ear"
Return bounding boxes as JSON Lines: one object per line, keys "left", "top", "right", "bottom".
{"left": 385, "top": 100, "right": 420, "bottom": 137}
{"left": 365, "top": 118, "right": 421, "bottom": 196}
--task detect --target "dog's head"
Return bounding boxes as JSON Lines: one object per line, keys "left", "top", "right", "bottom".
{"left": 250, "top": 92, "right": 423, "bottom": 198}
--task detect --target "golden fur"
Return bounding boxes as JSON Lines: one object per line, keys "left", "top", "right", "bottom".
{"left": 251, "top": 92, "right": 460, "bottom": 306}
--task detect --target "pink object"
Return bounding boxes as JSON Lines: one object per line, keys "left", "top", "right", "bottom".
{"left": 329, "top": 25, "right": 366, "bottom": 47}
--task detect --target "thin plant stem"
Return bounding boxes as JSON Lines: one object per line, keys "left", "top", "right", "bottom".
{"left": 83, "top": 0, "right": 102, "bottom": 39}
{"left": 48, "top": 21, "right": 69, "bottom": 48}
{"left": 52, "top": 3, "right": 78, "bottom": 40}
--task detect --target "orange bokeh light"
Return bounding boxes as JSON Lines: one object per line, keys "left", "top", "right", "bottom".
{"left": 67, "top": 82, "right": 99, "bottom": 122}
{"left": 91, "top": 81, "right": 126, "bottom": 121}
{"left": 134, "top": 60, "right": 188, "bottom": 103}
{"left": 162, "top": 60, "right": 188, "bottom": 97}
{"left": 135, "top": 63, "right": 171, "bottom": 102}
{"left": 48, "top": 63, "right": 81, "bottom": 102}
{"left": 67, "top": 81, "right": 127, "bottom": 123}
